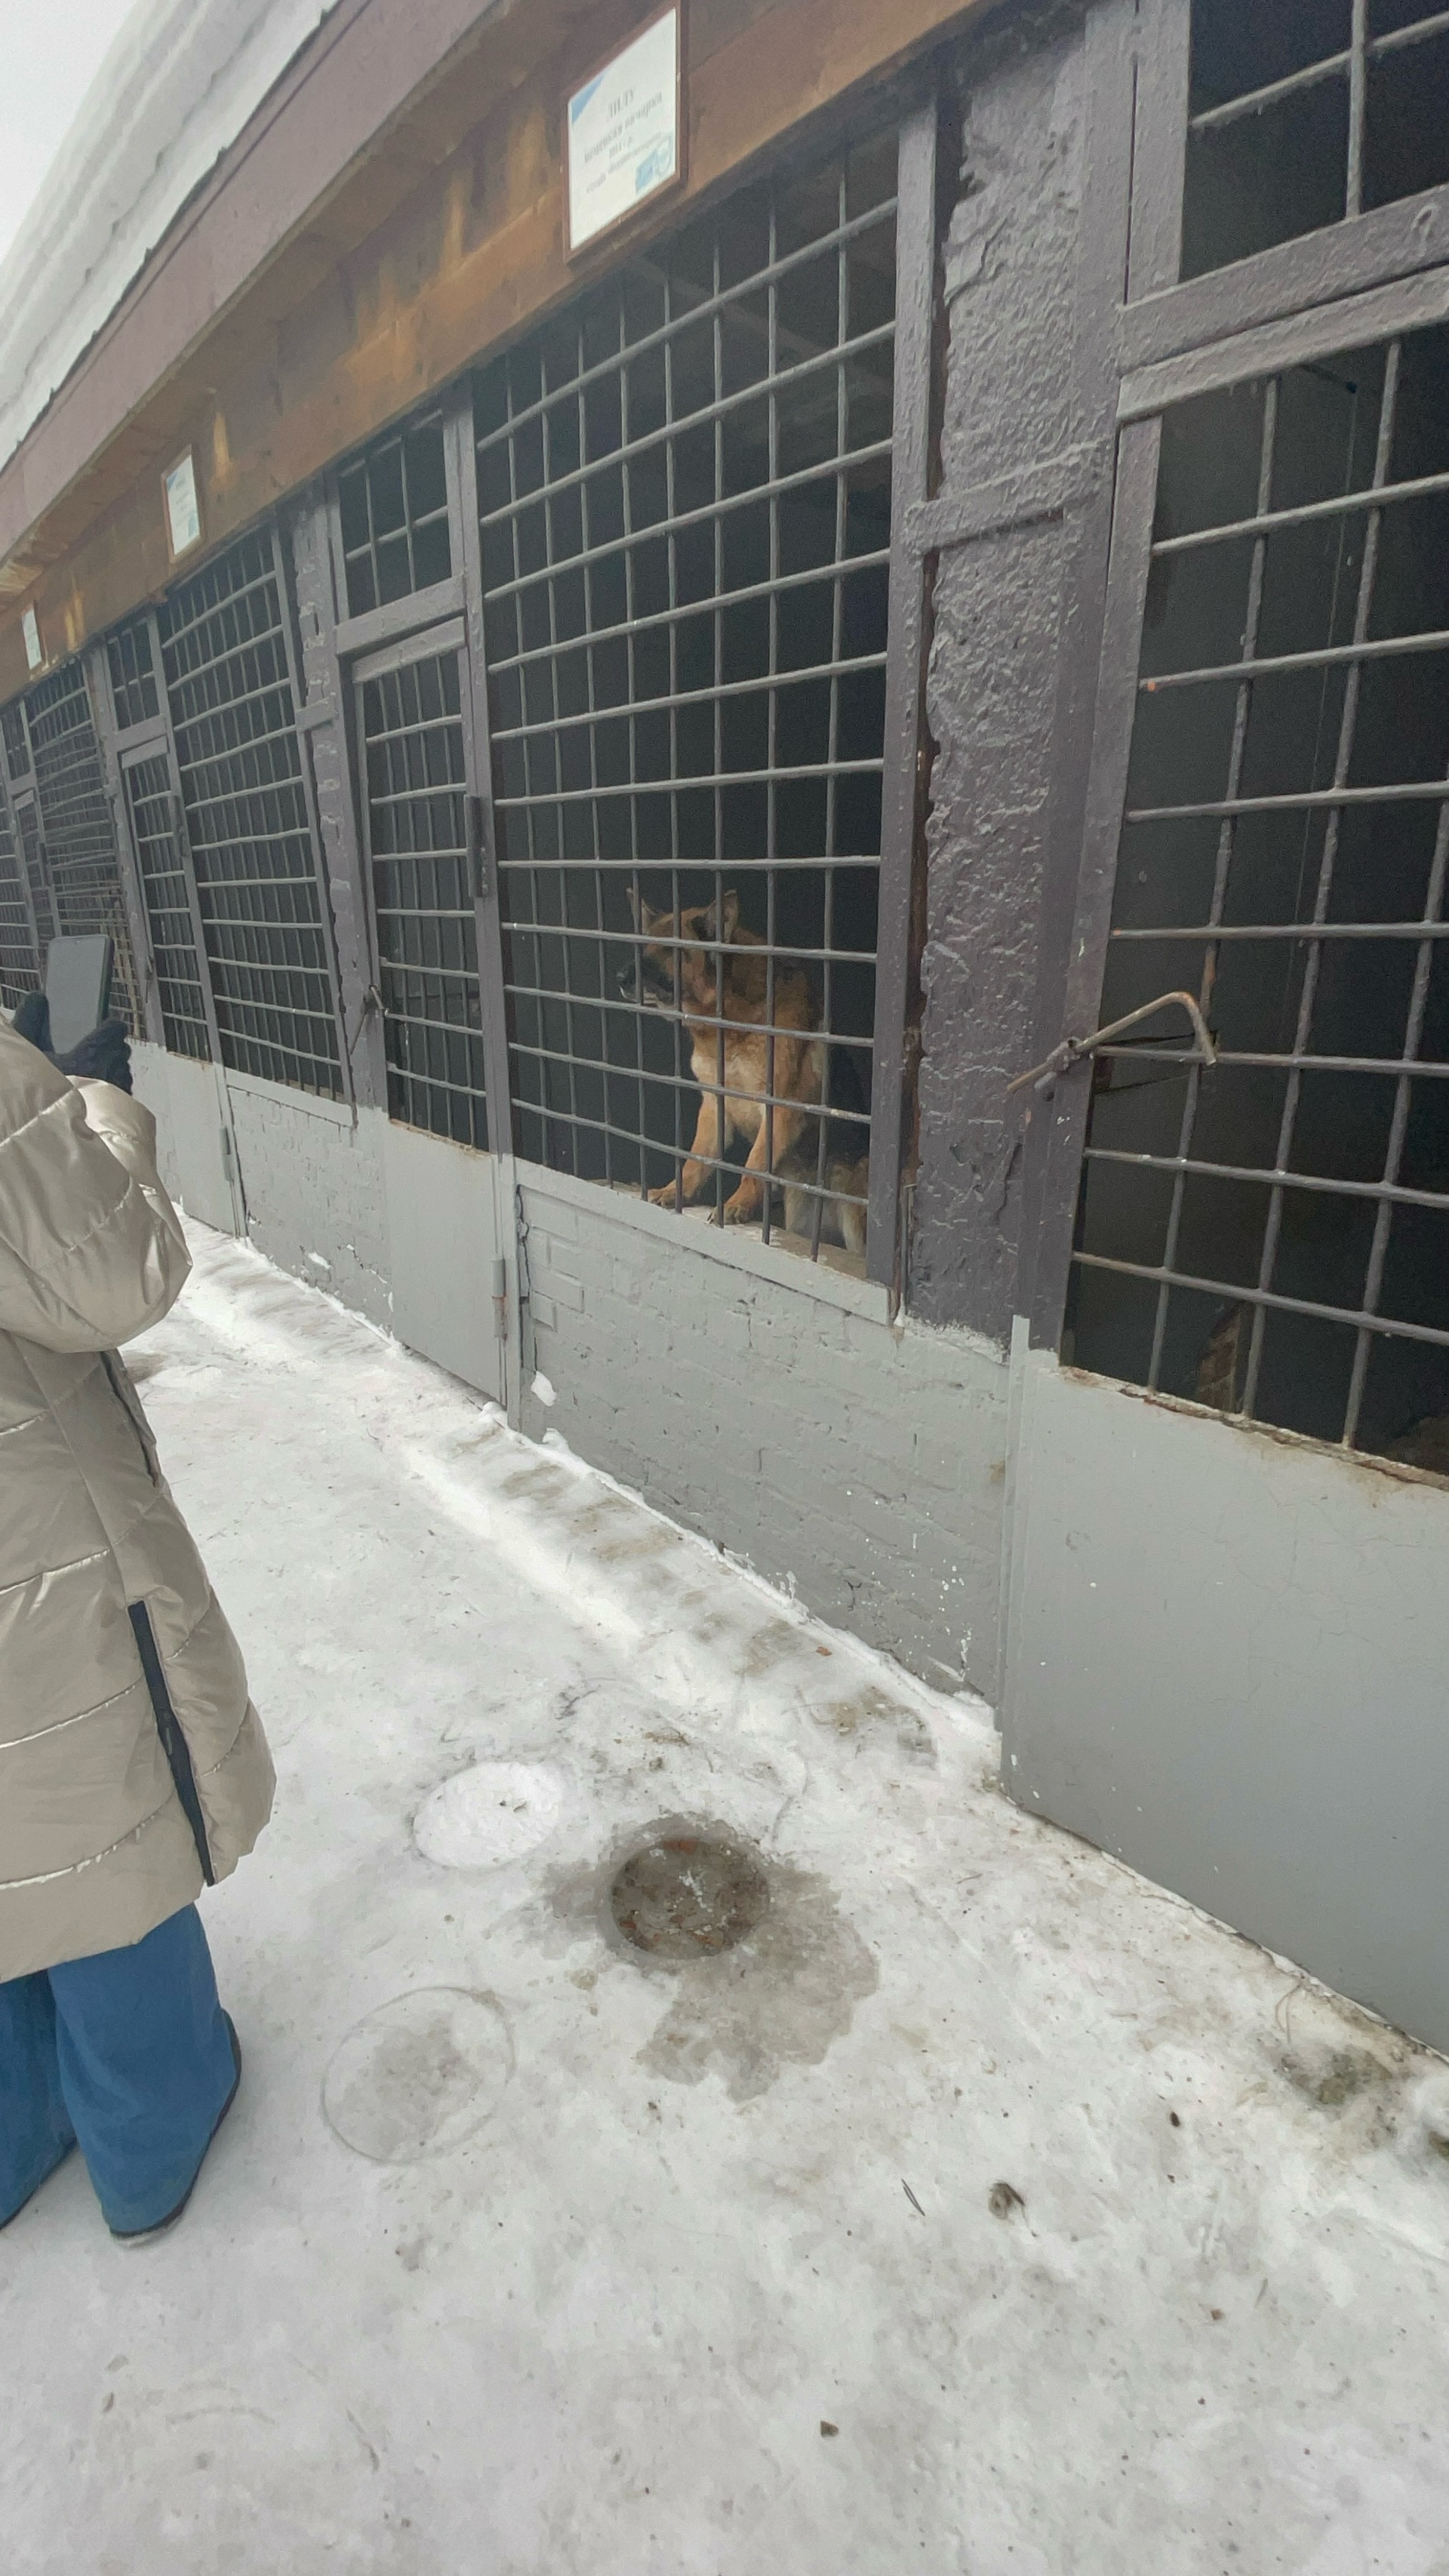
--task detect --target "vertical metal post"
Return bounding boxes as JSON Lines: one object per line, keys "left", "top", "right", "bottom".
{"left": 269, "top": 518, "right": 354, "bottom": 1106}
{"left": 148, "top": 603, "right": 230, "bottom": 1072}
{"left": 85, "top": 636, "right": 165, "bottom": 1047}
{"left": 1346, "top": 0, "right": 1369, "bottom": 221}
{"left": 866, "top": 94, "right": 939, "bottom": 1302}
{"left": 291, "top": 486, "right": 389, "bottom": 1112}
{"left": 1125, "top": 0, "right": 1192, "bottom": 302}
{"left": 0, "top": 767, "right": 44, "bottom": 983}
{"left": 451, "top": 383, "right": 516, "bottom": 1151}
{"left": 1020, "top": 0, "right": 1191, "bottom": 1353}
{"left": 1028, "top": 414, "right": 1164, "bottom": 1353}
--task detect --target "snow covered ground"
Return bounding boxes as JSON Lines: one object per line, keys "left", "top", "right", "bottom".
{"left": 8, "top": 1222, "right": 1449, "bottom": 2574}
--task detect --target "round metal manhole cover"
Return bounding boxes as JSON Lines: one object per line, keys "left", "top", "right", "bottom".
{"left": 609, "top": 1830, "right": 771, "bottom": 1962}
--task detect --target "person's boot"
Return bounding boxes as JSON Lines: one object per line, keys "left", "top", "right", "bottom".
{"left": 0, "top": 2139, "right": 75, "bottom": 2232}
{"left": 109, "top": 2015, "right": 242, "bottom": 2243}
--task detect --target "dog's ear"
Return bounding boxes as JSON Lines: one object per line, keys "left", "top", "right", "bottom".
{"left": 629, "top": 888, "right": 659, "bottom": 931}
{"left": 703, "top": 890, "right": 740, "bottom": 943}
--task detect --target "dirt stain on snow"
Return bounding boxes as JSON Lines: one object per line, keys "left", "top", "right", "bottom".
{"left": 817, "top": 1682, "right": 937, "bottom": 1767}
{"left": 546, "top": 1827, "right": 878, "bottom": 2102}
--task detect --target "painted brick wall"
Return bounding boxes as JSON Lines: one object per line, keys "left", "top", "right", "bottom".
{"left": 131, "top": 1041, "right": 179, "bottom": 1185}
{"left": 518, "top": 1171, "right": 1007, "bottom": 1694}
{"left": 226, "top": 1079, "right": 393, "bottom": 1331}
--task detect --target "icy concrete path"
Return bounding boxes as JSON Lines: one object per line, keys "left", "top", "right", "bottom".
{"left": 7, "top": 1226, "right": 1449, "bottom": 2576}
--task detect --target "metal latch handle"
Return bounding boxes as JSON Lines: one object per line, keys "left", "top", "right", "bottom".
{"left": 1008, "top": 989, "right": 1217, "bottom": 1098}
{"left": 467, "top": 795, "right": 497, "bottom": 906}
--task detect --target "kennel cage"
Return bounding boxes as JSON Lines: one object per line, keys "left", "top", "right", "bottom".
{"left": 473, "top": 126, "right": 901, "bottom": 1266}
{"left": 0, "top": 782, "right": 38, "bottom": 1009}
{"left": 158, "top": 532, "right": 343, "bottom": 1097}
{"left": 1066, "top": 0, "right": 1449, "bottom": 1472}
{"left": 0, "top": 666, "right": 142, "bottom": 1032}
{"left": 356, "top": 632, "right": 491, "bottom": 1151}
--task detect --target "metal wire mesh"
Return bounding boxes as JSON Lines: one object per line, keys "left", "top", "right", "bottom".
{"left": 338, "top": 412, "right": 453, "bottom": 619}
{"left": 106, "top": 615, "right": 162, "bottom": 734}
{"left": 2, "top": 703, "right": 29, "bottom": 785}
{"left": 23, "top": 663, "right": 142, "bottom": 1031}
{"left": 13, "top": 798, "right": 55, "bottom": 953}
{"left": 1069, "top": 318, "right": 1449, "bottom": 1469}
{"left": 160, "top": 530, "right": 342, "bottom": 1095}
{"left": 358, "top": 645, "right": 488, "bottom": 1146}
{"left": 474, "top": 129, "right": 895, "bottom": 1264}
{"left": 0, "top": 784, "right": 39, "bottom": 1008}
{"left": 124, "top": 752, "right": 211, "bottom": 1060}
{"left": 1184, "top": 2, "right": 1449, "bottom": 276}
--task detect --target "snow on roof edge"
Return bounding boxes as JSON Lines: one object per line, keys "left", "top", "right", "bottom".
{"left": 0, "top": 0, "right": 346, "bottom": 482}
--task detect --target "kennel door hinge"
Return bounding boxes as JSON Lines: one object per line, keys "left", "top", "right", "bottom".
{"left": 1007, "top": 991, "right": 1217, "bottom": 1099}
{"left": 491, "top": 1255, "right": 508, "bottom": 1341}
{"left": 468, "top": 796, "right": 497, "bottom": 906}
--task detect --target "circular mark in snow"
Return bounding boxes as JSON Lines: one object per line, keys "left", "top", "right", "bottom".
{"left": 414, "top": 1761, "right": 565, "bottom": 1868}
{"left": 610, "top": 1827, "right": 771, "bottom": 1962}
{"left": 322, "top": 1987, "right": 513, "bottom": 2162}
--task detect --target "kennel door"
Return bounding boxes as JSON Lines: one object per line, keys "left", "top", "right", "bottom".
{"left": 353, "top": 619, "right": 509, "bottom": 1402}
{"left": 1003, "top": 299, "right": 1449, "bottom": 2055}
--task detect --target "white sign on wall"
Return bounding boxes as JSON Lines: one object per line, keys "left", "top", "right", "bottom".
{"left": 567, "top": 9, "right": 681, "bottom": 257}
{"left": 21, "top": 607, "right": 42, "bottom": 672}
{"left": 163, "top": 450, "right": 202, "bottom": 559}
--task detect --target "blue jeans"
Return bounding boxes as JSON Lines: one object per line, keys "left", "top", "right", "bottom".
{"left": 0, "top": 1905, "right": 236, "bottom": 2233}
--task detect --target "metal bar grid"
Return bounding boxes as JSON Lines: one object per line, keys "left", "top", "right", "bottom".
{"left": 475, "top": 128, "right": 898, "bottom": 1266}
{"left": 1184, "top": 1, "right": 1449, "bottom": 277}
{"left": 337, "top": 411, "right": 453, "bottom": 620}
{"left": 13, "top": 797, "right": 56, "bottom": 953}
{"left": 1070, "top": 318, "right": 1449, "bottom": 1463}
{"left": 22, "top": 662, "right": 143, "bottom": 1030}
{"left": 106, "top": 615, "right": 162, "bottom": 734}
{"left": 487, "top": 550, "right": 893, "bottom": 687}
{"left": 357, "top": 643, "right": 488, "bottom": 1150}
{"left": 123, "top": 752, "right": 211, "bottom": 1060}
{"left": 159, "top": 530, "right": 343, "bottom": 1096}
{"left": 1, "top": 703, "right": 29, "bottom": 785}
{"left": 1189, "top": 6, "right": 1449, "bottom": 140}
{"left": 0, "top": 780, "right": 39, "bottom": 1007}
{"left": 480, "top": 429, "right": 895, "bottom": 617}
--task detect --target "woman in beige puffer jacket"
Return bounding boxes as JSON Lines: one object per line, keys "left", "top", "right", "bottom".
{"left": 0, "top": 1011, "right": 273, "bottom": 2239}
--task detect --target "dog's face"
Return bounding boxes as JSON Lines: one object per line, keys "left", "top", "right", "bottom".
{"left": 622, "top": 891, "right": 740, "bottom": 1014}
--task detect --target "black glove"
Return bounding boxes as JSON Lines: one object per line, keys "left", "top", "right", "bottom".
{"left": 60, "top": 1019, "right": 133, "bottom": 1091}
{"left": 11, "top": 989, "right": 51, "bottom": 1052}
{"left": 11, "top": 989, "right": 133, "bottom": 1093}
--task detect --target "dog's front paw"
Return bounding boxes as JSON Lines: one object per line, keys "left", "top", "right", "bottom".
{"left": 721, "top": 1188, "right": 762, "bottom": 1227}
{"left": 648, "top": 1182, "right": 683, "bottom": 1208}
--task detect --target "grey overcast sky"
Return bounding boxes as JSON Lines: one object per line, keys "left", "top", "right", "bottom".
{"left": 0, "top": 0, "right": 140, "bottom": 265}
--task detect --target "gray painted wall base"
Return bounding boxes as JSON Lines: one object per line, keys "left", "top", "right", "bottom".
{"left": 132, "top": 1045, "right": 243, "bottom": 1236}
{"left": 1002, "top": 1348, "right": 1449, "bottom": 2057}
{"left": 517, "top": 1162, "right": 1008, "bottom": 1695}
{"left": 134, "top": 1052, "right": 1008, "bottom": 1691}
{"left": 381, "top": 1120, "right": 506, "bottom": 1404}
{"left": 222, "top": 1073, "right": 392, "bottom": 1331}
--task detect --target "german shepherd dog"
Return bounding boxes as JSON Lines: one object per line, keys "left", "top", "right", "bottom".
{"left": 624, "top": 890, "right": 869, "bottom": 1248}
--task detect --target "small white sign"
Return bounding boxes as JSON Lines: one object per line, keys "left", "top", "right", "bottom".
{"left": 21, "top": 606, "right": 42, "bottom": 672}
{"left": 164, "top": 451, "right": 202, "bottom": 559}
{"left": 568, "top": 9, "right": 680, "bottom": 255}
